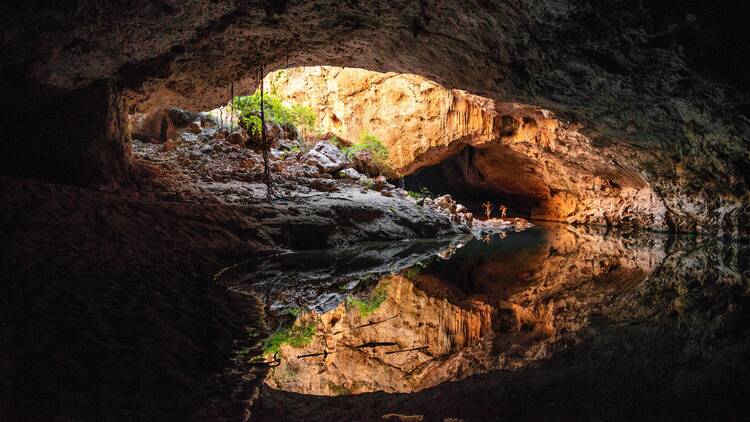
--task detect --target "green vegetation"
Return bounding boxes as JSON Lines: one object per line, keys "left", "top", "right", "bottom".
{"left": 346, "top": 284, "right": 389, "bottom": 316}
{"left": 328, "top": 382, "right": 353, "bottom": 395}
{"left": 342, "top": 131, "right": 392, "bottom": 175}
{"left": 231, "top": 91, "right": 316, "bottom": 136}
{"left": 262, "top": 322, "right": 316, "bottom": 355}
{"left": 404, "top": 266, "right": 421, "bottom": 280}
{"left": 328, "top": 134, "right": 347, "bottom": 150}
{"left": 408, "top": 187, "right": 432, "bottom": 201}
{"left": 404, "top": 259, "right": 432, "bottom": 280}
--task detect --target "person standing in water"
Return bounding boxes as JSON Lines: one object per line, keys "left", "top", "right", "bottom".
{"left": 482, "top": 201, "right": 493, "bottom": 220}
{"left": 500, "top": 204, "right": 508, "bottom": 220}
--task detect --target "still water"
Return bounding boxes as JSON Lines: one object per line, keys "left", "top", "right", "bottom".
{"left": 219, "top": 223, "right": 750, "bottom": 420}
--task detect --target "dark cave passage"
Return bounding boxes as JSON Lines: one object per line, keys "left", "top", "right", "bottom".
{"left": 402, "top": 145, "right": 548, "bottom": 220}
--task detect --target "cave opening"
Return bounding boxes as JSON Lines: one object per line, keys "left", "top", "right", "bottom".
{"left": 3, "top": 2, "right": 750, "bottom": 420}
{"left": 126, "top": 65, "right": 560, "bottom": 223}
{"left": 402, "top": 144, "right": 547, "bottom": 220}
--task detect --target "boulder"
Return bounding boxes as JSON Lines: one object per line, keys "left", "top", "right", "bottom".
{"left": 187, "top": 121, "right": 202, "bottom": 134}
{"left": 349, "top": 149, "right": 381, "bottom": 177}
{"left": 270, "top": 149, "right": 284, "bottom": 160}
{"left": 305, "top": 141, "right": 347, "bottom": 173}
{"left": 161, "top": 139, "right": 177, "bottom": 152}
{"left": 166, "top": 108, "right": 200, "bottom": 126}
{"left": 307, "top": 178, "right": 339, "bottom": 192}
{"left": 227, "top": 128, "right": 248, "bottom": 145}
{"left": 130, "top": 109, "right": 176, "bottom": 143}
{"left": 393, "top": 188, "right": 409, "bottom": 198}
{"left": 336, "top": 168, "right": 362, "bottom": 180}
{"left": 246, "top": 121, "right": 283, "bottom": 147}
{"left": 372, "top": 175, "right": 388, "bottom": 191}
{"left": 197, "top": 112, "right": 218, "bottom": 128}
{"left": 433, "top": 194, "right": 457, "bottom": 213}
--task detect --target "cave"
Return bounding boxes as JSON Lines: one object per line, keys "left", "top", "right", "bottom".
{"left": 403, "top": 145, "right": 546, "bottom": 219}
{"left": 2, "top": 1, "right": 750, "bottom": 421}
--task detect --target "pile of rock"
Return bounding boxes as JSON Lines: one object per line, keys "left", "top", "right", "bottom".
{"left": 472, "top": 217, "right": 534, "bottom": 237}
{"left": 422, "top": 194, "right": 473, "bottom": 232}
{"left": 132, "top": 113, "right": 422, "bottom": 201}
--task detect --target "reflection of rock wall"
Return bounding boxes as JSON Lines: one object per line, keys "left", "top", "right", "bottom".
{"left": 266, "top": 225, "right": 705, "bottom": 396}
{"left": 266, "top": 275, "right": 498, "bottom": 395}
{"left": 266, "top": 224, "right": 750, "bottom": 398}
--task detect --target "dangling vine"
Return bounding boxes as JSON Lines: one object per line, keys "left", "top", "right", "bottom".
{"left": 259, "top": 64, "right": 278, "bottom": 201}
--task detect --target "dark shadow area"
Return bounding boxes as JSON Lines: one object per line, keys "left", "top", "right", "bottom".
{"left": 403, "top": 145, "right": 544, "bottom": 219}
{"left": 0, "top": 179, "right": 272, "bottom": 421}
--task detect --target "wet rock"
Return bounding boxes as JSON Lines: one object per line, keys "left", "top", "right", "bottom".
{"left": 199, "top": 144, "right": 213, "bottom": 154}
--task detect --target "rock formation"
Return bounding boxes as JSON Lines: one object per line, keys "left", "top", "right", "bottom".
{"left": 2, "top": 2, "right": 748, "bottom": 227}
{"left": 260, "top": 223, "right": 749, "bottom": 400}
{"left": 266, "top": 66, "right": 748, "bottom": 235}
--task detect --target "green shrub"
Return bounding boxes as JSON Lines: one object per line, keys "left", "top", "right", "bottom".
{"left": 408, "top": 187, "right": 432, "bottom": 201}
{"left": 342, "top": 131, "right": 392, "bottom": 175}
{"left": 231, "top": 91, "right": 316, "bottom": 137}
{"left": 262, "top": 322, "right": 316, "bottom": 355}
{"left": 346, "top": 284, "right": 389, "bottom": 316}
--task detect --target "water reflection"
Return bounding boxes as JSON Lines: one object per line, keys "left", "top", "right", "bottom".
{"left": 220, "top": 224, "right": 750, "bottom": 401}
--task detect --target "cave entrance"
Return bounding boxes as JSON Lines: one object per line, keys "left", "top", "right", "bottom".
{"left": 402, "top": 144, "right": 548, "bottom": 220}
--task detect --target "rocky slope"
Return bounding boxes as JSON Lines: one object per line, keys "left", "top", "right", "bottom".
{"left": 129, "top": 116, "right": 466, "bottom": 248}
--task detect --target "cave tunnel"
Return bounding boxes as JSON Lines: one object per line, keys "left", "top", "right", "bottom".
{"left": 404, "top": 145, "right": 541, "bottom": 219}
{"left": 2, "top": 2, "right": 750, "bottom": 422}
{"left": 403, "top": 144, "right": 547, "bottom": 220}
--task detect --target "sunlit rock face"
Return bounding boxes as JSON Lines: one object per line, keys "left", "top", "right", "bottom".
{"left": 266, "top": 65, "right": 750, "bottom": 236}
{"left": 265, "top": 66, "right": 672, "bottom": 229}
{"left": 264, "top": 225, "right": 672, "bottom": 396}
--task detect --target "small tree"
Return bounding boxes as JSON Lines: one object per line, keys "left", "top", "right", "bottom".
{"left": 231, "top": 91, "right": 316, "bottom": 137}
{"left": 342, "top": 130, "right": 393, "bottom": 176}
